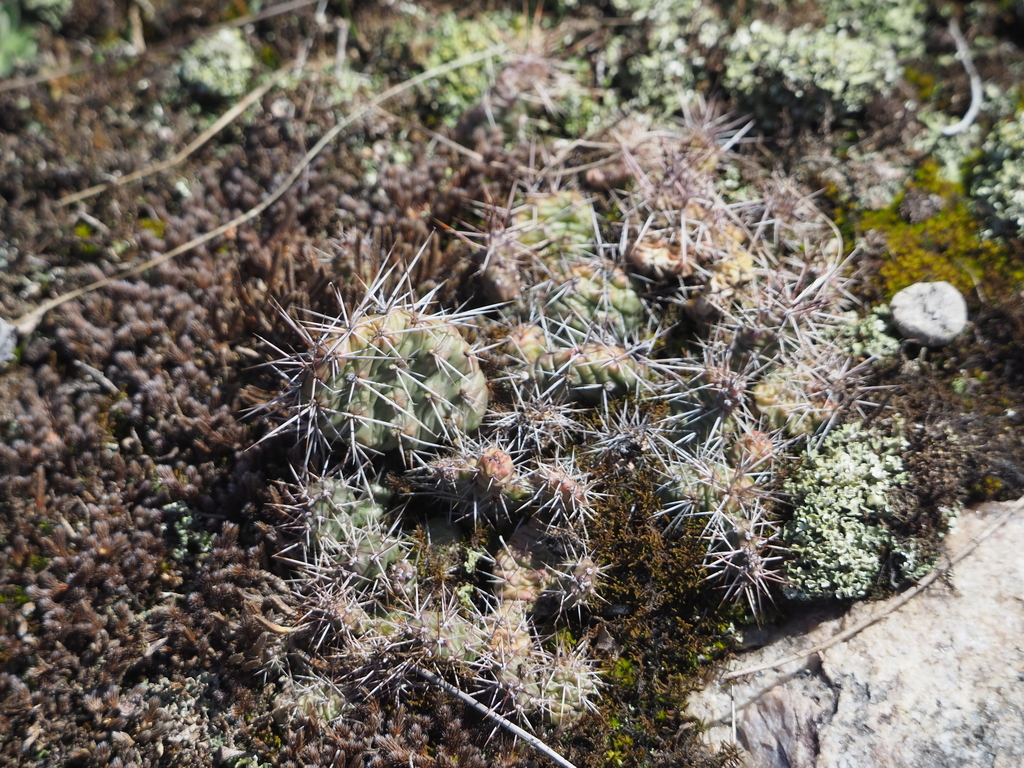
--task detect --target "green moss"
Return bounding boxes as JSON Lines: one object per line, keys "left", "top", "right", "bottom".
{"left": 608, "top": 657, "right": 637, "bottom": 687}
{"left": 860, "top": 160, "right": 1023, "bottom": 298}
{"left": 0, "top": 585, "right": 30, "bottom": 606}
{"left": 906, "top": 66, "right": 938, "bottom": 101}
{"left": 138, "top": 218, "right": 165, "bottom": 238}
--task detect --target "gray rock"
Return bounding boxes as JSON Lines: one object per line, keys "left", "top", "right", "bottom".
{"left": 890, "top": 280, "right": 967, "bottom": 346}
{"left": 687, "top": 500, "right": 1024, "bottom": 768}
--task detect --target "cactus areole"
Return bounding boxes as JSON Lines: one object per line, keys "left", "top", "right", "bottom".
{"left": 303, "top": 308, "right": 489, "bottom": 452}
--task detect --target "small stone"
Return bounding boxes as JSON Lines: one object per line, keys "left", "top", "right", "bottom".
{"left": 890, "top": 281, "right": 967, "bottom": 347}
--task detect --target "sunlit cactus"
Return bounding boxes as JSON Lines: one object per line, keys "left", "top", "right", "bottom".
{"left": 530, "top": 342, "right": 646, "bottom": 403}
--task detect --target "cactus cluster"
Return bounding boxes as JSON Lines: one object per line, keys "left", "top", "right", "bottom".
{"left": 272, "top": 274, "right": 489, "bottom": 468}
{"left": 269, "top": 90, "right": 889, "bottom": 727}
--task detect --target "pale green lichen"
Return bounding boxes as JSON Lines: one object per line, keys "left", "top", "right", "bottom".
{"left": 816, "top": 0, "right": 926, "bottom": 59}
{"left": 608, "top": 0, "right": 925, "bottom": 121}
{"left": 178, "top": 28, "right": 257, "bottom": 100}
{"left": 783, "top": 423, "right": 907, "bottom": 600}
{"left": 970, "top": 110, "right": 1024, "bottom": 236}
{"left": 21, "top": 0, "right": 71, "bottom": 29}
{"left": 388, "top": 9, "right": 506, "bottom": 125}
{"left": 833, "top": 305, "right": 900, "bottom": 361}
{"left": 913, "top": 109, "right": 986, "bottom": 186}
{"left": 0, "top": 3, "right": 36, "bottom": 77}
{"left": 383, "top": 9, "right": 606, "bottom": 136}
{"left": 724, "top": 21, "right": 902, "bottom": 120}
{"left": 608, "top": 0, "right": 727, "bottom": 113}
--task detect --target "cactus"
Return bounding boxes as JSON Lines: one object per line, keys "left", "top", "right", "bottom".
{"left": 702, "top": 500, "right": 785, "bottom": 616}
{"left": 539, "top": 261, "right": 647, "bottom": 340}
{"left": 515, "top": 190, "right": 596, "bottom": 255}
{"left": 393, "top": 606, "right": 485, "bottom": 663}
{"left": 492, "top": 519, "right": 559, "bottom": 604}
{"left": 627, "top": 237, "right": 694, "bottom": 280}
{"left": 269, "top": 95, "right": 903, "bottom": 732}
{"left": 414, "top": 441, "right": 534, "bottom": 522}
{"left": 304, "top": 477, "right": 407, "bottom": 593}
{"left": 501, "top": 323, "right": 549, "bottom": 365}
{"left": 751, "top": 367, "right": 839, "bottom": 437}
{"left": 297, "top": 305, "right": 489, "bottom": 456}
{"left": 530, "top": 343, "right": 646, "bottom": 403}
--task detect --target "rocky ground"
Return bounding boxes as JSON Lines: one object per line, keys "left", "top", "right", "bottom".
{"left": 688, "top": 497, "right": 1024, "bottom": 768}
{"left": 1, "top": 1, "right": 1023, "bottom": 767}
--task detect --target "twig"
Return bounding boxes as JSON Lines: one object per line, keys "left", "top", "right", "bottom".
{"left": 942, "top": 19, "right": 983, "bottom": 137}
{"left": 720, "top": 498, "right": 1020, "bottom": 682}
{"left": 129, "top": 3, "right": 146, "bottom": 55}
{"left": 413, "top": 666, "right": 578, "bottom": 768}
{"left": 11, "top": 45, "right": 507, "bottom": 336}
{"left": 335, "top": 19, "right": 350, "bottom": 82}
{"left": 72, "top": 359, "right": 119, "bottom": 394}
{"left": 369, "top": 103, "right": 485, "bottom": 163}
{"left": 58, "top": 64, "right": 292, "bottom": 207}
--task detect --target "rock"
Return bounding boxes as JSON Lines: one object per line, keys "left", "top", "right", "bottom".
{"left": 687, "top": 499, "right": 1024, "bottom": 768}
{"left": 890, "top": 280, "right": 967, "bottom": 346}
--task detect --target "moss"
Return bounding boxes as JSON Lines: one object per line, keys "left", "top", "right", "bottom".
{"left": 138, "top": 217, "right": 165, "bottom": 239}
{"left": 549, "top": 448, "right": 740, "bottom": 766}
{"left": 904, "top": 66, "right": 936, "bottom": 101}
{"left": 860, "top": 160, "right": 1023, "bottom": 299}
{"left": 0, "top": 585, "right": 30, "bottom": 606}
